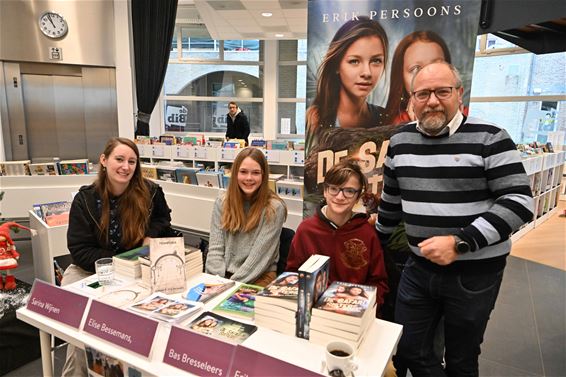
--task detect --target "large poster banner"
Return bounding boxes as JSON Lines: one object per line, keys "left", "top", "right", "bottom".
{"left": 304, "top": 0, "right": 481, "bottom": 215}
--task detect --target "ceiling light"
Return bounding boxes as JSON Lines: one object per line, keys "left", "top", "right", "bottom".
{"left": 275, "top": 33, "right": 284, "bottom": 38}
{"left": 261, "top": 12, "right": 272, "bottom": 17}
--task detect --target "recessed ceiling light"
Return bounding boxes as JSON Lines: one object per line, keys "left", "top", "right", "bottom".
{"left": 275, "top": 33, "right": 284, "bottom": 38}
{"left": 261, "top": 12, "right": 272, "bottom": 17}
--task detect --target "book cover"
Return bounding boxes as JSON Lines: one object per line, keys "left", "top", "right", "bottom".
{"left": 1, "top": 160, "right": 31, "bottom": 176}
{"left": 59, "top": 159, "right": 89, "bottom": 175}
{"left": 84, "top": 345, "right": 145, "bottom": 377}
{"left": 97, "top": 283, "right": 151, "bottom": 308}
{"left": 213, "top": 284, "right": 263, "bottom": 319}
{"left": 186, "top": 281, "right": 236, "bottom": 303}
{"left": 113, "top": 245, "right": 150, "bottom": 265}
{"left": 29, "top": 162, "right": 59, "bottom": 176}
{"left": 256, "top": 272, "right": 299, "bottom": 310}
{"left": 149, "top": 237, "right": 186, "bottom": 294}
{"left": 156, "top": 166, "right": 177, "bottom": 182}
{"left": 196, "top": 171, "right": 222, "bottom": 188}
{"left": 312, "top": 282, "right": 377, "bottom": 325}
{"left": 296, "top": 254, "right": 330, "bottom": 339}
{"left": 128, "top": 293, "right": 202, "bottom": 322}
{"left": 175, "top": 167, "right": 200, "bottom": 185}
{"left": 141, "top": 164, "right": 158, "bottom": 180}
{"left": 38, "top": 201, "right": 72, "bottom": 226}
{"left": 187, "top": 311, "right": 257, "bottom": 345}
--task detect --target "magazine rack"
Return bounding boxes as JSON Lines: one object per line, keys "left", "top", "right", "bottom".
{"left": 29, "top": 210, "right": 70, "bottom": 284}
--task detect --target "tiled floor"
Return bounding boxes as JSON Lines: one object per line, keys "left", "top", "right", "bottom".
{"left": 4, "top": 219, "right": 565, "bottom": 377}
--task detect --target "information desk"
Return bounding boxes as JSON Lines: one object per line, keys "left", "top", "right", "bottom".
{"left": 17, "top": 274, "right": 402, "bottom": 377}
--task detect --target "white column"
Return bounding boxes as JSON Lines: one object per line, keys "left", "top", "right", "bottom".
{"left": 263, "top": 40, "right": 278, "bottom": 140}
{"left": 114, "top": 0, "right": 136, "bottom": 139}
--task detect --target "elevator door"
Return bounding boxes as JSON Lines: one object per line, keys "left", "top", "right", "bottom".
{"left": 22, "top": 74, "right": 87, "bottom": 160}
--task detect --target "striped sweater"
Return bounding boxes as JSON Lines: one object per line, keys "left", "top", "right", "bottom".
{"left": 376, "top": 117, "right": 534, "bottom": 265}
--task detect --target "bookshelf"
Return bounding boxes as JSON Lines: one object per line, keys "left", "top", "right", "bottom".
{"left": 138, "top": 145, "right": 305, "bottom": 178}
{"left": 512, "top": 151, "right": 565, "bottom": 242}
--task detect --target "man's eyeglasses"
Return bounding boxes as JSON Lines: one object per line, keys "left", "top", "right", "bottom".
{"left": 412, "top": 86, "right": 459, "bottom": 102}
{"left": 325, "top": 184, "right": 360, "bottom": 199}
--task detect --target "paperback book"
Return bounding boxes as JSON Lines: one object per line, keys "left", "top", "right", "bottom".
{"left": 175, "top": 167, "right": 200, "bottom": 185}
{"left": 128, "top": 293, "right": 202, "bottom": 323}
{"left": 296, "top": 254, "right": 330, "bottom": 339}
{"left": 185, "top": 281, "right": 236, "bottom": 303}
{"left": 148, "top": 237, "right": 186, "bottom": 294}
{"left": 59, "top": 159, "right": 89, "bottom": 175}
{"left": 84, "top": 345, "right": 145, "bottom": 377}
{"left": 0, "top": 160, "right": 31, "bottom": 176}
{"left": 255, "top": 272, "right": 299, "bottom": 311}
{"left": 187, "top": 311, "right": 258, "bottom": 345}
{"left": 141, "top": 164, "right": 158, "bottom": 180}
{"left": 312, "top": 281, "right": 377, "bottom": 323}
{"left": 29, "top": 162, "right": 59, "bottom": 176}
{"left": 37, "top": 201, "right": 72, "bottom": 226}
{"left": 212, "top": 284, "right": 263, "bottom": 320}
{"left": 196, "top": 171, "right": 223, "bottom": 188}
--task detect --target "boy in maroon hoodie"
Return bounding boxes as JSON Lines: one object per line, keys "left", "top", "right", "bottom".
{"left": 286, "top": 159, "right": 388, "bottom": 311}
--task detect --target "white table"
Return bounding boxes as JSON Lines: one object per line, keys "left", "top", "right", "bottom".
{"left": 17, "top": 274, "right": 402, "bottom": 377}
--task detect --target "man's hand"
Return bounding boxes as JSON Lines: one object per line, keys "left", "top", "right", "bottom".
{"left": 418, "top": 236, "right": 458, "bottom": 265}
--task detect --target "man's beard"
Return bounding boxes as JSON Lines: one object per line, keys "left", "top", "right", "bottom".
{"left": 420, "top": 107, "right": 448, "bottom": 135}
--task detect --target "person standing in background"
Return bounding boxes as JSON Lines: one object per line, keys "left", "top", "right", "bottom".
{"left": 376, "top": 61, "right": 534, "bottom": 377}
{"left": 225, "top": 101, "right": 250, "bottom": 146}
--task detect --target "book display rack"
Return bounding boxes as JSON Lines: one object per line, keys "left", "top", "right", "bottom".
{"left": 512, "top": 151, "right": 565, "bottom": 242}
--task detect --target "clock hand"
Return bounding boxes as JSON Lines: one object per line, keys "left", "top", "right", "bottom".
{"left": 47, "top": 14, "right": 56, "bottom": 28}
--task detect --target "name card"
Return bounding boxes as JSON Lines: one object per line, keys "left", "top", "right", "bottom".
{"left": 27, "top": 279, "right": 88, "bottom": 329}
{"left": 220, "top": 148, "right": 237, "bottom": 161}
{"left": 194, "top": 147, "right": 208, "bottom": 159}
{"left": 164, "top": 326, "right": 237, "bottom": 376}
{"left": 84, "top": 300, "right": 158, "bottom": 357}
{"left": 264, "top": 150, "right": 281, "bottom": 163}
{"left": 230, "top": 346, "right": 323, "bottom": 376}
{"left": 177, "top": 146, "right": 191, "bottom": 158}
{"left": 153, "top": 145, "right": 165, "bottom": 157}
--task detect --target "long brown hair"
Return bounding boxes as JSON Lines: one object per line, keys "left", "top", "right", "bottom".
{"left": 95, "top": 137, "right": 150, "bottom": 249}
{"left": 385, "top": 30, "right": 451, "bottom": 125}
{"left": 307, "top": 17, "right": 389, "bottom": 134}
{"left": 222, "top": 147, "right": 286, "bottom": 233}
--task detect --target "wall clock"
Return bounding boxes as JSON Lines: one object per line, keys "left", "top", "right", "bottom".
{"left": 39, "top": 11, "right": 68, "bottom": 39}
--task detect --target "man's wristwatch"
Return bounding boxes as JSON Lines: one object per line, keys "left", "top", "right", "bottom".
{"left": 453, "top": 235, "right": 471, "bottom": 254}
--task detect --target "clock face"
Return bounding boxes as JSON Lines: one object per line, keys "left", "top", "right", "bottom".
{"left": 39, "top": 11, "right": 68, "bottom": 39}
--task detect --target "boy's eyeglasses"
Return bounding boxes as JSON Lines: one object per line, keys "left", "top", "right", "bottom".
{"left": 412, "top": 86, "right": 458, "bottom": 102}
{"left": 325, "top": 184, "right": 360, "bottom": 199}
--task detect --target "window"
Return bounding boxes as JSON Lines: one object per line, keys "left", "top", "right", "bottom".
{"left": 470, "top": 34, "right": 566, "bottom": 145}
{"left": 164, "top": 11, "right": 263, "bottom": 135}
{"left": 277, "top": 40, "right": 307, "bottom": 137}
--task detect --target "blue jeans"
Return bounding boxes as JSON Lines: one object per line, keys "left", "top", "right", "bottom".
{"left": 393, "top": 256, "right": 504, "bottom": 377}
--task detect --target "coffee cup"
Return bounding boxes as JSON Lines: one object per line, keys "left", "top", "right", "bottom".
{"left": 325, "top": 341, "right": 357, "bottom": 376}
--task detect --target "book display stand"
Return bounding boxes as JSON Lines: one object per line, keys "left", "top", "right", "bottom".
{"left": 17, "top": 273, "right": 403, "bottom": 377}
{"left": 513, "top": 151, "right": 565, "bottom": 242}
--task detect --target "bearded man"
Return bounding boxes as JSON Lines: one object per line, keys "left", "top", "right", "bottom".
{"left": 376, "top": 61, "right": 534, "bottom": 377}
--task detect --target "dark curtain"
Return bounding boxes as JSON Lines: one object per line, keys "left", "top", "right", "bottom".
{"left": 132, "top": 0, "right": 178, "bottom": 137}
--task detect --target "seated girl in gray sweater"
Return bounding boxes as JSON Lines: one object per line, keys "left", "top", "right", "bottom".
{"left": 205, "top": 147, "right": 287, "bottom": 286}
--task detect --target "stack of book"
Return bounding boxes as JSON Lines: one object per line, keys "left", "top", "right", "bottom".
{"left": 309, "top": 281, "right": 377, "bottom": 350}
{"left": 296, "top": 254, "right": 330, "bottom": 339}
{"left": 139, "top": 245, "right": 203, "bottom": 287}
{"left": 254, "top": 272, "right": 299, "bottom": 336}
{"left": 112, "top": 245, "right": 150, "bottom": 278}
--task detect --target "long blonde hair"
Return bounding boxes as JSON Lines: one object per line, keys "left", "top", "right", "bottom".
{"left": 222, "top": 148, "right": 286, "bottom": 233}
{"left": 95, "top": 137, "right": 150, "bottom": 249}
